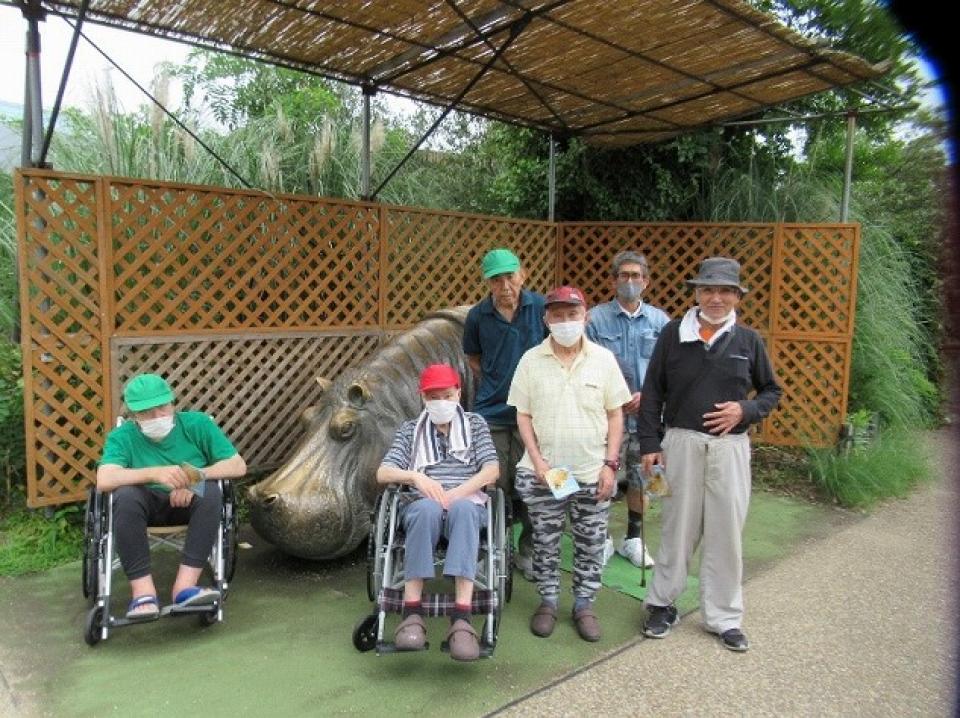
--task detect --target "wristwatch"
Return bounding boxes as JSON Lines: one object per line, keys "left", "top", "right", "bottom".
{"left": 602, "top": 458, "right": 621, "bottom": 471}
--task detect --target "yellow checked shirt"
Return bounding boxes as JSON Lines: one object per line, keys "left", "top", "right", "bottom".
{"left": 507, "top": 337, "right": 631, "bottom": 484}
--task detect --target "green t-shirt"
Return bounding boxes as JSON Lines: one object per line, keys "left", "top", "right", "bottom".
{"left": 99, "top": 411, "right": 238, "bottom": 492}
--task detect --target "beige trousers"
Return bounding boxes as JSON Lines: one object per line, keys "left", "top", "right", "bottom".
{"left": 645, "top": 428, "right": 751, "bottom": 633}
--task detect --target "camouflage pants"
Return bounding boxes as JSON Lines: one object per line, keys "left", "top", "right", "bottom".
{"left": 515, "top": 469, "right": 611, "bottom": 602}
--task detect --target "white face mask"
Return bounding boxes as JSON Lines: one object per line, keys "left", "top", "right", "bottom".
{"left": 549, "top": 320, "right": 585, "bottom": 348}
{"left": 139, "top": 415, "right": 175, "bottom": 441}
{"left": 425, "top": 399, "right": 459, "bottom": 425}
{"left": 701, "top": 309, "right": 736, "bottom": 325}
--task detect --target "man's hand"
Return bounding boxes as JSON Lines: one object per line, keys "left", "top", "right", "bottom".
{"left": 703, "top": 401, "right": 744, "bottom": 436}
{"left": 440, "top": 484, "right": 462, "bottom": 509}
{"left": 153, "top": 465, "right": 189, "bottom": 491}
{"left": 623, "top": 391, "right": 642, "bottom": 414}
{"left": 595, "top": 465, "right": 616, "bottom": 501}
{"left": 411, "top": 472, "right": 446, "bottom": 502}
{"left": 641, "top": 452, "right": 663, "bottom": 476}
{"left": 169, "top": 488, "right": 193, "bottom": 508}
{"left": 531, "top": 456, "right": 551, "bottom": 483}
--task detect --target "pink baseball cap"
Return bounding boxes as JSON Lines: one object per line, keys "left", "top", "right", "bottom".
{"left": 545, "top": 285, "right": 586, "bottom": 306}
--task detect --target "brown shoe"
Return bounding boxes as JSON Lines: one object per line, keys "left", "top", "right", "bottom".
{"left": 446, "top": 619, "right": 480, "bottom": 661}
{"left": 394, "top": 614, "right": 427, "bottom": 650}
{"left": 530, "top": 603, "right": 557, "bottom": 637}
{"left": 573, "top": 607, "right": 601, "bottom": 642}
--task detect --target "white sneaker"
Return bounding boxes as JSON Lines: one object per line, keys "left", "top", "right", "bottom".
{"left": 602, "top": 537, "right": 615, "bottom": 567}
{"left": 618, "top": 537, "right": 655, "bottom": 568}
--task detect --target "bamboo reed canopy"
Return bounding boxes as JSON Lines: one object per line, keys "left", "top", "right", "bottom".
{"left": 21, "top": 0, "right": 888, "bottom": 146}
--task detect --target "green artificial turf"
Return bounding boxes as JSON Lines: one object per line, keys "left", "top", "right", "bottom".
{"left": 0, "top": 490, "right": 840, "bottom": 717}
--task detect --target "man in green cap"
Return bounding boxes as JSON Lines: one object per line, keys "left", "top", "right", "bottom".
{"left": 97, "top": 373, "right": 247, "bottom": 621}
{"left": 463, "top": 248, "right": 545, "bottom": 579}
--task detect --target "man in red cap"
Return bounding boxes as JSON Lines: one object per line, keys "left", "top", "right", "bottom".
{"left": 507, "top": 286, "right": 632, "bottom": 642}
{"left": 377, "top": 363, "right": 499, "bottom": 661}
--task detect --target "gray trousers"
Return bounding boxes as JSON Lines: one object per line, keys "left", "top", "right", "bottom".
{"left": 490, "top": 424, "right": 533, "bottom": 554}
{"left": 515, "top": 469, "right": 610, "bottom": 602}
{"left": 400, "top": 498, "right": 486, "bottom": 580}
{"left": 645, "top": 428, "right": 751, "bottom": 633}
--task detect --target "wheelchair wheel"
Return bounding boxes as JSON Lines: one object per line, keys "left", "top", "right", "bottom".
{"left": 492, "top": 488, "right": 511, "bottom": 606}
{"left": 352, "top": 613, "right": 378, "bottom": 652}
{"left": 198, "top": 608, "right": 221, "bottom": 627}
{"left": 84, "top": 606, "right": 104, "bottom": 646}
{"left": 81, "top": 487, "right": 101, "bottom": 601}
{"left": 222, "top": 482, "right": 240, "bottom": 583}
{"left": 366, "top": 490, "right": 391, "bottom": 602}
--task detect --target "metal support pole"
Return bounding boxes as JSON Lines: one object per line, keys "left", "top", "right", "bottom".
{"left": 547, "top": 134, "right": 556, "bottom": 221}
{"left": 21, "top": 46, "right": 32, "bottom": 168}
{"left": 26, "top": 9, "right": 45, "bottom": 168}
{"left": 361, "top": 85, "right": 375, "bottom": 201}
{"left": 840, "top": 112, "right": 856, "bottom": 222}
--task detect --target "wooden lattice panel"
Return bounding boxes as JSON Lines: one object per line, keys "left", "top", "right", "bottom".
{"left": 384, "top": 207, "right": 556, "bottom": 327}
{"left": 764, "top": 338, "right": 850, "bottom": 446}
{"left": 775, "top": 225, "right": 859, "bottom": 336}
{"left": 16, "top": 169, "right": 860, "bottom": 506}
{"left": 560, "top": 224, "right": 774, "bottom": 331}
{"left": 18, "top": 173, "right": 109, "bottom": 506}
{"left": 110, "top": 181, "right": 380, "bottom": 331}
{"left": 111, "top": 333, "right": 381, "bottom": 473}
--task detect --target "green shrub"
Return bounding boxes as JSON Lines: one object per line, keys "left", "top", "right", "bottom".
{"left": 808, "top": 430, "right": 932, "bottom": 508}
{"left": 0, "top": 341, "right": 24, "bottom": 504}
{"left": 0, "top": 503, "right": 83, "bottom": 576}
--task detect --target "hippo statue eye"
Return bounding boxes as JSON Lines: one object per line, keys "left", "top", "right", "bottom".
{"left": 346, "top": 382, "right": 371, "bottom": 409}
{"left": 329, "top": 408, "right": 357, "bottom": 440}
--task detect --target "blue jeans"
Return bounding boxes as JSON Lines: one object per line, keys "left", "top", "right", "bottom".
{"left": 400, "top": 498, "right": 486, "bottom": 580}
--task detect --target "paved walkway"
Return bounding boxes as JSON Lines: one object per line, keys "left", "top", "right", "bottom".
{"left": 493, "top": 431, "right": 958, "bottom": 717}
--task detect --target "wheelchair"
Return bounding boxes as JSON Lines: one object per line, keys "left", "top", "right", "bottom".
{"left": 81, "top": 480, "right": 239, "bottom": 646}
{"left": 353, "top": 485, "right": 512, "bottom": 657}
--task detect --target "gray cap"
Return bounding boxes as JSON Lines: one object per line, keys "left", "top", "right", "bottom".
{"left": 686, "top": 257, "right": 748, "bottom": 294}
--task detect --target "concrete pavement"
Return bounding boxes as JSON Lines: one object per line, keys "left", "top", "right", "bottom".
{"left": 492, "top": 431, "right": 958, "bottom": 717}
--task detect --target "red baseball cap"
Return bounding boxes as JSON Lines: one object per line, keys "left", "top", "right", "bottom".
{"left": 545, "top": 285, "right": 586, "bottom": 306}
{"left": 418, "top": 363, "right": 461, "bottom": 392}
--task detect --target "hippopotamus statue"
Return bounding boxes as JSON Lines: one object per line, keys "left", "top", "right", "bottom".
{"left": 247, "top": 306, "right": 477, "bottom": 560}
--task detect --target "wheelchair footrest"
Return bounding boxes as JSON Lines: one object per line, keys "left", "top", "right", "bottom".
{"left": 376, "top": 641, "right": 430, "bottom": 655}
{"left": 377, "top": 588, "right": 497, "bottom": 616}
{"left": 439, "top": 640, "right": 495, "bottom": 658}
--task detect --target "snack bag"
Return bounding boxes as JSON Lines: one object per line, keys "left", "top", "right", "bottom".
{"left": 645, "top": 463, "right": 670, "bottom": 498}
{"left": 544, "top": 467, "right": 579, "bottom": 499}
{"left": 180, "top": 463, "right": 207, "bottom": 497}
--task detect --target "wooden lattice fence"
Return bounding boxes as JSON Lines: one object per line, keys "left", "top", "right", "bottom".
{"left": 16, "top": 169, "right": 859, "bottom": 507}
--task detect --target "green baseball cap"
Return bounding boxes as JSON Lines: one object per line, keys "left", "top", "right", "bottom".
{"left": 481, "top": 248, "right": 521, "bottom": 279}
{"left": 123, "top": 374, "right": 175, "bottom": 412}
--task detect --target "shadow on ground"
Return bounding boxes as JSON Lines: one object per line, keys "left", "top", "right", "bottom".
{"left": 0, "top": 490, "right": 857, "bottom": 717}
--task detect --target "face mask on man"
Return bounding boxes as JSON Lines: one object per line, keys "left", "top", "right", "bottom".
{"left": 425, "top": 399, "right": 459, "bottom": 425}
{"left": 616, "top": 281, "right": 643, "bottom": 303}
{"left": 139, "top": 415, "right": 175, "bottom": 441}
{"left": 701, "top": 309, "right": 736, "bottom": 325}
{"left": 549, "top": 320, "right": 585, "bottom": 348}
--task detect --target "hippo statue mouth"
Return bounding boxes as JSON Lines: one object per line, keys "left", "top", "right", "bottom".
{"left": 248, "top": 483, "right": 366, "bottom": 560}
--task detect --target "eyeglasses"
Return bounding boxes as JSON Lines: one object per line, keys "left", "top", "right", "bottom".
{"left": 616, "top": 272, "right": 646, "bottom": 282}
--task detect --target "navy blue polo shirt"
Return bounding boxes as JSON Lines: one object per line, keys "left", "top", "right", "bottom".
{"left": 463, "top": 289, "right": 546, "bottom": 426}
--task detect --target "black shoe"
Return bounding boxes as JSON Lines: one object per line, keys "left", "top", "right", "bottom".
{"left": 643, "top": 604, "right": 679, "bottom": 638}
{"left": 719, "top": 628, "right": 749, "bottom": 652}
